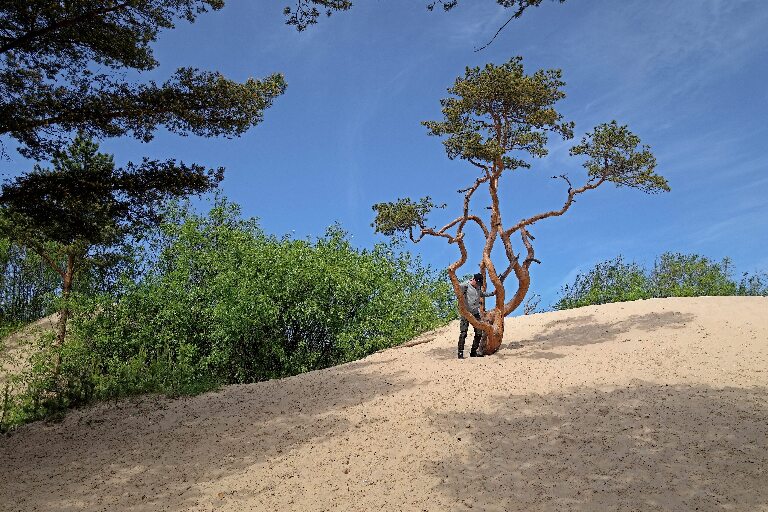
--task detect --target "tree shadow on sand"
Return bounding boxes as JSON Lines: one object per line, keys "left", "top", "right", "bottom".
{"left": 426, "top": 311, "right": 695, "bottom": 361}
{"left": 0, "top": 355, "right": 422, "bottom": 512}
{"left": 426, "top": 382, "right": 768, "bottom": 511}
{"left": 514, "top": 311, "right": 695, "bottom": 350}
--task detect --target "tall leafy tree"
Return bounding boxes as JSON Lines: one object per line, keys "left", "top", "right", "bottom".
{"left": 0, "top": 1, "right": 286, "bottom": 159}
{"left": 0, "top": 134, "right": 222, "bottom": 372}
{"left": 373, "top": 58, "right": 670, "bottom": 355}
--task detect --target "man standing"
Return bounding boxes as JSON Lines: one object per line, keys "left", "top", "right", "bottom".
{"left": 457, "top": 273, "right": 494, "bottom": 359}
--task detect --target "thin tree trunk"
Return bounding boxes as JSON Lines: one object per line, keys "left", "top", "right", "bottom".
{"left": 54, "top": 254, "right": 75, "bottom": 377}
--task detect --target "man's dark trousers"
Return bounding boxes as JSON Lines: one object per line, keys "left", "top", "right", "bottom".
{"left": 458, "top": 312, "right": 482, "bottom": 356}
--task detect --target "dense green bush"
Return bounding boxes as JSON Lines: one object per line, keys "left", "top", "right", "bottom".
{"left": 555, "top": 253, "right": 768, "bottom": 310}
{"left": 554, "top": 256, "right": 648, "bottom": 310}
{"left": 1, "top": 198, "right": 455, "bottom": 430}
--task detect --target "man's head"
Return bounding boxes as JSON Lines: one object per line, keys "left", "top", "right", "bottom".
{"left": 471, "top": 273, "right": 483, "bottom": 287}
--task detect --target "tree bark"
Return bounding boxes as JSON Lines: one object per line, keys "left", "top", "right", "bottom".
{"left": 53, "top": 254, "right": 75, "bottom": 377}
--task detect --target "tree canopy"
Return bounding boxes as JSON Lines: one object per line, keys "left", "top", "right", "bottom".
{"left": 0, "top": 198, "right": 456, "bottom": 431}
{"left": 0, "top": 134, "right": 222, "bottom": 251}
{"left": 555, "top": 253, "right": 768, "bottom": 310}
{"left": 0, "top": 1, "right": 286, "bottom": 158}
{"left": 0, "top": 133, "right": 222, "bottom": 354}
{"left": 0, "top": 0, "right": 567, "bottom": 159}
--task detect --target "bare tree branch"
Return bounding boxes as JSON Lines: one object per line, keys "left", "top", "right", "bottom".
{"left": 505, "top": 176, "right": 606, "bottom": 237}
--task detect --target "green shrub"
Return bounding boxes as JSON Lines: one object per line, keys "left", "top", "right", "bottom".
{"left": 77, "top": 198, "right": 455, "bottom": 384}
{"left": 555, "top": 253, "right": 767, "bottom": 310}
{"left": 649, "top": 253, "right": 738, "bottom": 297}
{"left": 555, "top": 256, "right": 650, "bottom": 310}
{"left": 1, "top": 197, "right": 455, "bottom": 431}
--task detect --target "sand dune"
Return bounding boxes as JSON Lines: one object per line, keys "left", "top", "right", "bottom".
{"left": 1, "top": 296, "right": 767, "bottom": 511}
{"left": 0, "top": 315, "right": 58, "bottom": 388}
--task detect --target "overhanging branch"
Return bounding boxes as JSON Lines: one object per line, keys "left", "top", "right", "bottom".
{"left": 0, "top": 2, "right": 132, "bottom": 55}
{"left": 505, "top": 174, "right": 606, "bottom": 237}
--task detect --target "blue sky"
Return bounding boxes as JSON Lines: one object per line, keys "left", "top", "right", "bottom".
{"left": 3, "top": 0, "right": 768, "bottom": 309}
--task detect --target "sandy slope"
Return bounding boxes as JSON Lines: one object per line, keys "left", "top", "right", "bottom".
{"left": 0, "top": 315, "right": 57, "bottom": 388}
{"left": 1, "top": 296, "right": 767, "bottom": 512}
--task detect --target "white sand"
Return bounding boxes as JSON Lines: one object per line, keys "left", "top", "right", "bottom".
{"left": 1, "top": 296, "right": 767, "bottom": 511}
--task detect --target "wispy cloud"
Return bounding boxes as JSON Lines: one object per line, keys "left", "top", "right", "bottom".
{"left": 556, "top": 1, "right": 768, "bottom": 120}
{"left": 441, "top": 4, "right": 511, "bottom": 46}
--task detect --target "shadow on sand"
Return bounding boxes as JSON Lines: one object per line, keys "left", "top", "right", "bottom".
{"left": 426, "top": 382, "right": 768, "bottom": 511}
{"left": 515, "top": 311, "right": 695, "bottom": 350}
{"left": 0, "top": 355, "right": 422, "bottom": 511}
{"left": 426, "top": 310, "right": 695, "bottom": 361}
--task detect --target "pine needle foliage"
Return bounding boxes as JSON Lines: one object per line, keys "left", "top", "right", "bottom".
{"left": 0, "top": 1, "right": 286, "bottom": 158}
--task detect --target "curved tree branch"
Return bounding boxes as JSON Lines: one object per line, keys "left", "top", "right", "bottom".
{"left": 505, "top": 174, "right": 606, "bottom": 237}
{"left": 474, "top": 0, "right": 567, "bottom": 52}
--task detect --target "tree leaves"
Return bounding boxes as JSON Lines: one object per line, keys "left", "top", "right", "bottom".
{"left": 284, "top": 0, "right": 353, "bottom": 31}
{"left": 0, "top": 1, "right": 285, "bottom": 158}
{"left": 78, "top": 198, "right": 455, "bottom": 387}
{"left": 371, "top": 197, "right": 442, "bottom": 238}
{"left": 1, "top": 66, "right": 287, "bottom": 159}
{"left": 422, "top": 58, "right": 573, "bottom": 165}
{"left": 554, "top": 253, "right": 768, "bottom": 310}
{"left": 0, "top": 1, "right": 224, "bottom": 75}
{"left": 0, "top": 134, "right": 223, "bottom": 249}
{"left": 569, "top": 121, "right": 670, "bottom": 194}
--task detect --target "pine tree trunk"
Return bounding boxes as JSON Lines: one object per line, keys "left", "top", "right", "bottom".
{"left": 53, "top": 254, "right": 74, "bottom": 377}
{"left": 482, "top": 312, "right": 505, "bottom": 355}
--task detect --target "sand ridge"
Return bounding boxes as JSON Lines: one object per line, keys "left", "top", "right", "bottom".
{"left": 1, "top": 296, "right": 767, "bottom": 511}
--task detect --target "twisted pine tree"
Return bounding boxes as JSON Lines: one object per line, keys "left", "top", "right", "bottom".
{"left": 373, "top": 57, "right": 670, "bottom": 355}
